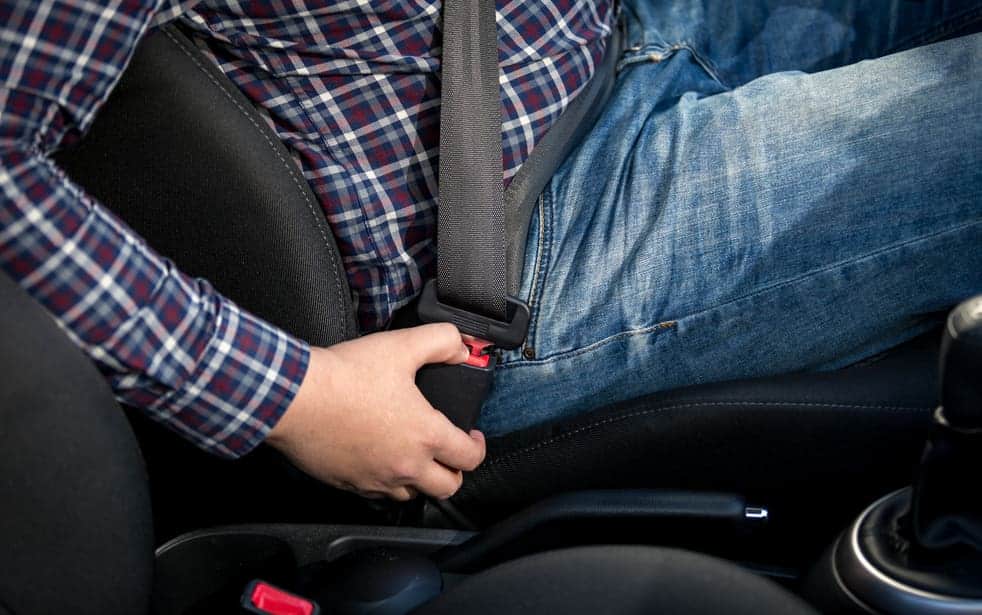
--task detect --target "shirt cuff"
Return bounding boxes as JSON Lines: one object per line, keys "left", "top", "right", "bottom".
{"left": 149, "top": 299, "right": 310, "bottom": 458}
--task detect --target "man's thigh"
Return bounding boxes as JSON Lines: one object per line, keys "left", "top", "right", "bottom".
{"left": 480, "top": 32, "right": 982, "bottom": 436}
{"left": 622, "top": 0, "right": 982, "bottom": 87}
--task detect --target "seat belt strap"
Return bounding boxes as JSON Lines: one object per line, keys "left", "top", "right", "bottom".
{"left": 418, "top": 0, "right": 530, "bottom": 350}
{"left": 414, "top": 0, "right": 529, "bottom": 433}
{"left": 435, "top": 0, "right": 508, "bottom": 320}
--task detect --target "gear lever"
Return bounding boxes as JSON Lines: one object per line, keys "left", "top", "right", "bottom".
{"left": 908, "top": 295, "right": 982, "bottom": 551}
{"left": 936, "top": 296, "right": 982, "bottom": 428}
{"left": 806, "top": 295, "right": 982, "bottom": 614}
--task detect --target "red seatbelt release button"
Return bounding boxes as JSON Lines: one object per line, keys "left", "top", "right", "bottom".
{"left": 242, "top": 580, "right": 320, "bottom": 615}
{"left": 464, "top": 338, "right": 494, "bottom": 368}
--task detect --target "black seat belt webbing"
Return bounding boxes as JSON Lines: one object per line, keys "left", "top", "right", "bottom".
{"left": 436, "top": 0, "right": 508, "bottom": 321}
{"left": 413, "top": 0, "right": 521, "bottom": 436}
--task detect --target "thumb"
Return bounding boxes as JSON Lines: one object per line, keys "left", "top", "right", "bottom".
{"left": 399, "top": 323, "right": 470, "bottom": 369}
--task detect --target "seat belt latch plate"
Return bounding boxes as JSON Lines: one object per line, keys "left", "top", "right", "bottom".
{"left": 417, "top": 279, "right": 530, "bottom": 350}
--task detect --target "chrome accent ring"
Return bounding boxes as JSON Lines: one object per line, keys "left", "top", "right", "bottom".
{"left": 838, "top": 489, "right": 982, "bottom": 614}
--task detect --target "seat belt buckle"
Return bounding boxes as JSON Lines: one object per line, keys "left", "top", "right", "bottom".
{"left": 241, "top": 580, "right": 320, "bottom": 615}
{"left": 417, "top": 279, "right": 530, "bottom": 350}
{"left": 416, "top": 338, "right": 497, "bottom": 432}
{"left": 416, "top": 279, "right": 528, "bottom": 430}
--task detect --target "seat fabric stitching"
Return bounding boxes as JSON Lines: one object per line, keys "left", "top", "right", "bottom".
{"left": 484, "top": 400, "right": 929, "bottom": 467}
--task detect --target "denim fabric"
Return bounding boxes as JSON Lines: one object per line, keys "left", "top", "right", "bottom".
{"left": 480, "top": 1, "right": 982, "bottom": 436}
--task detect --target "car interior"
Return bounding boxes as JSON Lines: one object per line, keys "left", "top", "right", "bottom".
{"left": 2, "top": 21, "right": 981, "bottom": 615}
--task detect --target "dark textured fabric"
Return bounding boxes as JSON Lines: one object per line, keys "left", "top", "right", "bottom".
{"left": 55, "top": 25, "right": 356, "bottom": 349}
{"left": 415, "top": 546, "right": 819, "bottom": 614}
{"left": 436, "top": 0, "right": 508, "bottom": 319}
{"left": 455, "top": 333, "right": 940, "bottom": 525}
{"left": 0, "top": 272, "right": 153, "bottom": 615}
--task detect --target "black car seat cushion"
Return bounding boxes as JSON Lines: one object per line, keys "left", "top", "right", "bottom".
{"left": 455, "top": 332, "right": 938, "bottom": 524}
{"left": 0, "top": 272, "right": 153, "bottom": 615}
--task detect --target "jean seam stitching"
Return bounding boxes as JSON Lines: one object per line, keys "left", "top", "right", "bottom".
{"left": 522, "top": 194, "right": 549, "bottom": 349}
{"left": 499, "top": 316, "right": 677, "bottom": 368}
{"left": 676, "top": 41, "right": 731, "bottom": 90}
{"left": 485, "top": 401, "right": 928, "bottom": 466}
{"left": 621, "top": 1, "right": 646, "bottom": 47}
{"left": 530, "top": 187, "right": 556, "bottom": 354}
{"left": 502, "top": 216, "right": 982, "bottom": 368}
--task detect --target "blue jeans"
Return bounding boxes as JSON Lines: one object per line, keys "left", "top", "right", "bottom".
{"left": 480, "top": 1, "right": 982, "bottom": 435}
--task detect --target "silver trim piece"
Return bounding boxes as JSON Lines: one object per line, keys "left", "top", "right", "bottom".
{"left": 838, "top": 490, "right": 982, "bottom": 614}
{"left": 745, "top": 507, "right": 769, "bottom": 521}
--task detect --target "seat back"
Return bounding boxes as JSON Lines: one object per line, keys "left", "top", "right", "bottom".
{"left": 0, "top": 273, "right": 153, "bottom": 615}
{"left": 55, "top": 25, "right": 356, "bottom": 347}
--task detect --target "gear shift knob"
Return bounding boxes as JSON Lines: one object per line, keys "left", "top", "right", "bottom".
{"left": 939, "top": 295, "right": 982, "bottom": 428}
{"left": 907, "top": 295, "right": 982, "bottom": 552}
{"left": 804, "top": 297, "right": 982, "bottom": 614}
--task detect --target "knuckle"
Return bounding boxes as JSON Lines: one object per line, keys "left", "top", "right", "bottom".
{"left": 418, "top": 424, "right": 442, "bottom": 450}
{"left": 433, "top": 323, "right": 460, "bottom": 344}
{"left": 389, "top": 459, "right": 419, "bottom": 481}
{"left": 433, "top": 322, "right": 457, "bottom": 335}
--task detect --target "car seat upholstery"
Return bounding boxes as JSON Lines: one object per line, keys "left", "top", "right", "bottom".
{"left": 54, "top": 25, "right": 356, "bottom": 350}
{"left": 0, "top": 272, "right": 153, "bottom": 615}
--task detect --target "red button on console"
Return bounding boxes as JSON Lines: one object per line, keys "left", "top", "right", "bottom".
{"left": 249, "top": 581, "right": 318, "bottom": 615}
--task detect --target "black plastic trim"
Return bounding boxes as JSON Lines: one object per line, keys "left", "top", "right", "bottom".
{"left": 433, "top": 489, "right": 748, "bottom": 572}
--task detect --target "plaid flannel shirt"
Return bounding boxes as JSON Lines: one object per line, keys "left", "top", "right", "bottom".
{"left": 0, "top": 0, "right": 612, "bottom": 457}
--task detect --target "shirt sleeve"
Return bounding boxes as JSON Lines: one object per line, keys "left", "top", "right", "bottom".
{"left": 0, "top": 0, "right": 310, "bottom": 458}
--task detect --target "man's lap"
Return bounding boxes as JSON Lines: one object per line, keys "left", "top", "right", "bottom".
{"left": 478, "top": 4, "right": 982, "bottom": 436}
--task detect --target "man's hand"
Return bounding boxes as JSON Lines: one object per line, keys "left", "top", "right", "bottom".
{"left": 266, "top": 323, "right": 487, "bottom": 501}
